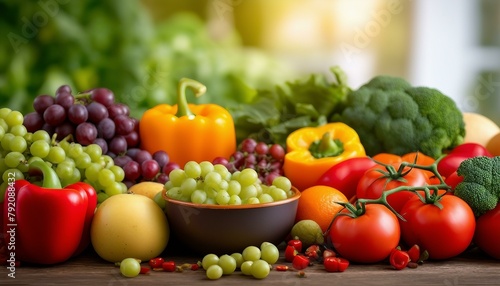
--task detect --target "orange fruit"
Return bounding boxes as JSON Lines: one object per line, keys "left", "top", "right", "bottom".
{"left": 295, "top": 185, "right": 348, "bottom": 233}
{"left": 486, "top": 132, "right": 500, "bottom": 156}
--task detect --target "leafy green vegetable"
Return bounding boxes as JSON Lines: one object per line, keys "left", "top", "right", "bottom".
{"left": 229, "top": 66, "right": 350, "bottom": 146}
{"left": 331, "top": 75, "right": 465, "bottom": 158}
{"left": 454, "top": 156, "right": 500, "bottom": 217}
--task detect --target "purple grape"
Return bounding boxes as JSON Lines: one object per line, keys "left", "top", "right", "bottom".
{"left": 75, "top": 122, "right": 97, "bottom": 145}
{"left": 42, "top": 123, "right": 55, "bottom": 134}
{"left": 152, "top": 150, "right": 170, "bottom": 168}
{"left": 240, "top": 138, "right": 257, "bottom": 153}
{"left": 156, "top": 173, "right": 169, "bottom": 184}
{"left": 114, "top": 115, "right": 134, "bottom": 135}
{"left": 68, "top": 104, "right": 88, "bottom": 125}
{"left": 97, "top": 118, "right": 115, "bottom": 140}
{"left": 90, "top": 88, "right": 115, "bottom": 107}
{"left": 108, "top": 136, "right": 127, "bottom": 155}
{"left": 86, "top": 101, "right": 109, "bottom": 124}
{"left": 43, "top": 104, "right": 66, "bottom": 126}
{"left": 126, "top": 148, "right": 141, "bottom": 160}
{"left": 23, "top": 112, "right": 43, "bottom": 132}
{"left": 255, "top": 142, "right": 269, "bottom": 155}
{"left": 56, "top": 85, "right": 72, "bottom": 95}
{"left": 93, "top": 138, "right": 108, "bottom": 154}
{"left": 55, "top": 91, "right": 75, "bottom": 110}
{"left": 162, "top": 162, "right": 180, "bottom": 176}
{"left": 123, "top": 160, "right": 141, "bottom": 181}
{"left": 54, "top": 121, "right": 75, "bottom": 141}
{"left": 107, "top": 103, "right": 125, "bottom": 119}
{"left": 33, "top": 95, "right": 54, "bottom": 115}
{"left": 269, "top": 144, "right": 285, "bottom": 161}
{"left": 141, "top": 159, "right": 160, "bottom": 180}
{"left": 114, "top": 155, "right": 133, "bottom": 167}
{"left": 123, "top": 131, "right": 139, "bottom": 148}
{"left": 135, "top": 150, "right": 152, "bottom": 165}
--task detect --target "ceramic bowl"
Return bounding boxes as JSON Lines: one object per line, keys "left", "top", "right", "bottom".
{"left": 163, "top": 187, "right": 301, "bottom": 255}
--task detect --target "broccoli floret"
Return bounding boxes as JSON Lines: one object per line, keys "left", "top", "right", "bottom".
{"left": 454, "top": 156, "right": 500, "bottom": 217}
{"left": 332, "top": 76, "right": 465, "bottom": 158}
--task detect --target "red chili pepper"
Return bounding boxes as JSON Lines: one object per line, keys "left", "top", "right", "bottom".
{"left": 389, "top": 249, "right": 410, "bottom": 270}
{"left": 292, "top": 255, "right": 310, "bottom": 270}
{"left": 323, "top": 257, "right": 349, "bottom": 272}
{"left": 191, "top": 262, "right": 200, "bottom": 271}
{"left": 149, "top": 257, "right": 165, "bottom": 269}
{"left": 287, "top": 238, "right": 303, "bottom": 252}
{"left": 437, "top": 143, "right": 492, "bottom": 178}
{"left": 275, "top": 265, "right": 289, "bottom": 271}
{"left": 285, "top": 245, "right": 298, "bottom": 262}
{"left": 2, "top": 160, "right": 95, "bottom": 265}
{"left": 140, "top": 266, "right": 151, "bottom": 274}
{"left": 162, "top": 261, "right": 176, "bottom": 272}
{"left": 305, "top": 244, "right": 321, "bottom": 260}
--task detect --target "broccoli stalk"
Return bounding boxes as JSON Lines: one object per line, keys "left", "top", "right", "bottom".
{"left": 454, "top": 156, "right": 500, "bottom": 216}
{"left": 332, "top": 76, "right": 465, "bottom": 159}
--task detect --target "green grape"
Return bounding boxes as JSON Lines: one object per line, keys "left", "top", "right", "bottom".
{"left": 166, "top": 187, "right": 182, "bottom": 200}
{"left": 67, "top": 143, "right": 84, "bottom": 159}
{"left": 213, "top": 164, "right": 231, "bottom": 181}
{"left": 58, "top": 140, "right": 70, "bottom": 152}
{"left": 270, "top": 187, "right": 288, "bottom": 201}
{"left": 10, "top": 125, "right": 27, "bottom": 137}
{"left": 30, "top": 140, "right": 50, "bottom": 158}
{"left": 230, "top": 253, "right": 244, "bottom": 268}
{"left": 199, "top": 161, "right": 214, "bottom": 177}
{"left": 98, "top": 168, "right": 115, "bottom": 187}
{"left": 9, "top": 136, "right": 27, "bottom": 153}
{"left": 272, "top": 176, "right": 292, "bottom": 191}
{"left": 46, "top": 146, "right": 66, "bottom": 164}
{"left": 61, "top": 168, "right": 81, "bottom": 186}
{"left": 109, "top": 165, "right": 125, "bottom": 182}
{"left": 206, "top": 264, "right": 223, "bottom": 280}
{"left": 191, "top": 189, "right": 207, "bottom": 204}
{"left": 2, "top": 168, "right": 24, "bottom": 182}
{"left": 97, "top": 192, "right": 109, "bottom": 203}
{"left": 228, "top": 194, "right": 242, "bottom": 205}
{"left": 85, "top": 144, "right": 102, "bottom": 162}
{"left": 75, "top": 153, "right": 92, "bottom": 169}
{"left": 0, "top": 120, "right": 7, "bottom": 134}
{"left": 218, "top": 254, "right": 236, "bottom": 275}
{"left": 204, "top": 185, "right": 217, "bottom": 199}
{"left": 247, "top": 197, "right": 260, "bottom": 204}
{"left": 180, "top": 177, "right": 197, "bottom": 197}
{"left": 105, "top": 181, "right": 125, "bottom": 196}
{"left": 153, "top": 191, "right": 166, "bottom": 209}
{"left": 5, "top": 110, "right": 23, "bottom": 127}
{"left": 240, "top": 260, "right": 254, "bottom": 276}
{"left": 218, "top": 180, "right": 228, "bottom": 191}
{"left": 227, "top": 180, "right": 241, "bottom": 196}
{"left": 254, "top": 182, "right": 263, "bottom": 196}
{"left": 260, "top": 244, "right": 279, "bottom": 264}
{"left": 215, "top": 190, "right": 230, "bottom": 205}
{"left": 205, "top": 197, "right": 215, "bottom": 204}
{"left": 169, "top": 169, "right": 187, "bottom": 187}
{"left": 238, "top": 168, "right": 259, "bottom": 186}
{"left": 202, "top": 254, "right": 219, "bottom": 270}
{"left": 251, "top": 260, "right": 270, "bottom": 279}
{"left": 56, "top": 161, "right": 74, "bottom": 181}
{"left": 240, "top": 185, "right": 257, "bottom": 200}
{"left": 242, "top": 246, "right": 261, "bottom": 262}
{"left": 23, "top": 132, "right": 32, "bottom": 143}
{"left": 119, "top": 258, "right": 141, "bottom": 278}
{"left": 101, "top": 155, "right": 114, "bottom": 168}
{"left": 0, "top": 108, "right": 11, "bottom": 119}
{"left": 258, "top": 193, "right": 274, "bottom": 204}
{"left": 184, "top": 161, "right": 201, "bottom": 178}
{"left": 4, "top": 152, "right": 25, "bottom": 168}
{"left": 85, "top": 163, "right": 103, "bottom": 182}
{"left": 0, "top": 159, "right": 8, "bottom": 178}
{"left": 32, "top": 130, "right": 51, "bottom": 143}
{"left": 204, "top": 171, "right": 222, "bottom": 189}
{"left": 0, "top": 126, "right": 5, "bottom": 141}
{"left": 1, "top": 133, "right": 14, "bottom": 151}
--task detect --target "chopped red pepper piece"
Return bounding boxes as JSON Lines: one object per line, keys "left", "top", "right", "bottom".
{"left": 287, "top": 238, "right": 303, "bottom": 252}
{"left": 292, "top": 255, "right": 310, "bottom": 270}
{"left": 285, "top": 245, "right": 298, "bottom": 262}
{"left": 305, "top": 244, "right": 321, "bottom": 260}
{"left": 162, "top": 261, "right": 176, "bottom": 272}
{"left": 389, "top": 249, "right": 410, "bottom": 270}
{"left": 324, "top": 257, "right": 349, "bottom": 272}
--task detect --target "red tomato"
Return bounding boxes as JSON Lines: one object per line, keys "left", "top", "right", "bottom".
{"left": 474, "top": 204, "right": 500, "bottom": 259}
{"left": 329, "top": 204, "right": 400, "bottom": 263}
{"left": 444, "top": 171, "right": 463, "bottom": 192}
{"left": 399, "top": 195, "right": 475, "bottom": 260}
{"left": 316, "top": 157, "right": 377, "bottom": 201}
{"left": 356, "top": 163, "right": 429, "bottom": 213}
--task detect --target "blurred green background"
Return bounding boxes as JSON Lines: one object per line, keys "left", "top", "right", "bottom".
{"left": 1, "top": 0, "right": 499, "bottom": 123}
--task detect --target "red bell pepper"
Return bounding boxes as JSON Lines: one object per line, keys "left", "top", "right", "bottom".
{"left": 2, "top": 160, "right": 97, "bottom": 265}
{"left": 437, "top": 143, "right": 492, "bottom": 178}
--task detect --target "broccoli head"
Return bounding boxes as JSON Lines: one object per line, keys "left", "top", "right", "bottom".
{"left": 332, "top": 76, "right": 465, "bottom": 158}
{"left": 454, "top": 156, "right": 500, "bottom": 217}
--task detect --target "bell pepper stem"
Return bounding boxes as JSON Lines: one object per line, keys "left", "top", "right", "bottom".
{"left": 29, "top": 159, "right": 62, "bottom": 189}
{"left": 175, "top": 78, "right": 207, "bottom": 117}
{"left": 309, "top": 132, "right": 344, "bottom": 159}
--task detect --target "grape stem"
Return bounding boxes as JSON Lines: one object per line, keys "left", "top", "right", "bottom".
{"left": 175, "top": 78, "right": 207, "bottom": 118}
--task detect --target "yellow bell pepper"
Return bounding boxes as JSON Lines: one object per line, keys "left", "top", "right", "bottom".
{"left": 139, "top": 78, "right": 236, "bottom": 167}
{"left": 283, "top": 122, "right": 365, "bottom": 191}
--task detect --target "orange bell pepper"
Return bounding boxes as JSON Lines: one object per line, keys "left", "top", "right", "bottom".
{"left": 283, "top": 122, "right": 365, "bottom": 191}
{"left": 139, "top": 78, "right": 236, "bottom": 167}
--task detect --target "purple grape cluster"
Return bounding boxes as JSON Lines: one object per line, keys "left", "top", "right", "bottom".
{"left": 23, "top": 85, "right": 179, "bottom": 185}
{"left": 213, "top": 138, "right": 286, "bottom": 185}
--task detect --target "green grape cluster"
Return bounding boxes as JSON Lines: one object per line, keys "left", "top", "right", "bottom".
{"left": 201, "top": 242, "right": 279, "bottom": 280}
{"left": 0, "top": 107, "right": 126, "bottom": 203}
{"left": 164, "top": 160, "right": 294, "bottom": 205}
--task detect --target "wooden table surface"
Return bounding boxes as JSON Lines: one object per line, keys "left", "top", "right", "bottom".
{"left": 3, "top": 239, "right": 500, "bottom": 286}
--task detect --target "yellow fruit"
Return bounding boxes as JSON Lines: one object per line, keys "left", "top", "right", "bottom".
{"left": 128, "top": 181, "right": 164, "bottom": 200}
{"left": 463, "top": 112, "right": 500, "bottom": 147}
{"left": 486, "top": 132, "right": 500, "bottom": 156}
{"left": 91, "top": 194, "right": 169, "bottom": 263}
